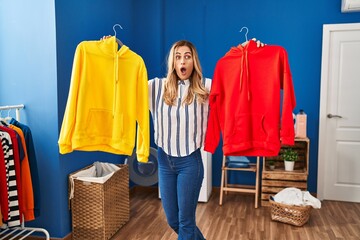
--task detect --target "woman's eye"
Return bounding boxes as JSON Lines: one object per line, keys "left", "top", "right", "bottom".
{"left": 185, "top": 55, "right": 191, "bottom": 59}
{"left": 176, "top": 56, "right": 181, "bottom": 60}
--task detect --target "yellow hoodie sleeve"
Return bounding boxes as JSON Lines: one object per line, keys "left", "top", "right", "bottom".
{"left": 58, "top": 43, "right": 83, "bottom": 154}
{"left": 135, "top": 60, "right": 150, "bottom": 163}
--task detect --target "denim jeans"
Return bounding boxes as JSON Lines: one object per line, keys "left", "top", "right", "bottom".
{"left": 158, "top": 147, "right": 206, "bottom": 240}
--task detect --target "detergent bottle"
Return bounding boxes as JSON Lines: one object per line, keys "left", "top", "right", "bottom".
{"left": 295, "top": 109, "right": 307, "bottom": 138}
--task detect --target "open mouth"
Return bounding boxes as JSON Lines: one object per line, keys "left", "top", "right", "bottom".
{"left": 180, "top": 67, "right": 186, "bottom": 74}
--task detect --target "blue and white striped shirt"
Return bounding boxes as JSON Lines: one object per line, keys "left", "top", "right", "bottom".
{"left": 148, "top": 77, "right": 212, "bottom": 157}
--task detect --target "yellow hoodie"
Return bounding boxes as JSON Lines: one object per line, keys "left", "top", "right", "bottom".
{"left": 58, "top": 37, "right": 149, "bottom": 162}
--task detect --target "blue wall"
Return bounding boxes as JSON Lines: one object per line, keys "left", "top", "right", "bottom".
{"left": 0, "top": 0, "right": 60, "bottom": 236}
{"left": 1, "top": 0, "right": 360, "bottom": 238}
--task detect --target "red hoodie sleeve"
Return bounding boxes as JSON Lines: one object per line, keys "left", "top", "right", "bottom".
{"left": 280, "top": 49, "right": 296, "bottom": 145}
{"left": 204, "top": 63, "right": 222, "bottom": 153}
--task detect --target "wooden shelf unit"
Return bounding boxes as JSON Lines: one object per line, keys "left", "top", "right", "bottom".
{"left": 261, "top": 138, "right": 310, "bottom": 206}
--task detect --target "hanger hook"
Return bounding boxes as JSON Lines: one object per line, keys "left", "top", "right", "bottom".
{"left": 240, "top": 26, "right": 249, "bottom": 42}
{"left": 113, "top": 24, "right": 123, "bottom": 37}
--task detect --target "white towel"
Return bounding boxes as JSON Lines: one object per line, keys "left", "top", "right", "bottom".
{"left": 303, "top": 191, "right": 321, "bottom": 209}
{"left": 274, "top": 187, "right": 321, "bottom": 209}
{"left": 274, "top": 187, "right": 304, "bottom": 206}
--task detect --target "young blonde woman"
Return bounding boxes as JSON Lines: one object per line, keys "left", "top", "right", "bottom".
{"left": 101, "top": 36, "right": 263, "bottom": 239}
{"left": 148, "top": 40, "right": 210, "bottom": 240}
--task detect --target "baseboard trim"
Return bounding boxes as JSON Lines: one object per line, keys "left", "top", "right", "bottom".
{"left": 7, "top": 232, "right": 72, "bottom": 240}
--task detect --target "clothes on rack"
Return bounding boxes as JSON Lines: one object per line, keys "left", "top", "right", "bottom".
{"left": 0, "top": 119, "right": 39, "bottom": 227}
{"left": 58, "top": 36, "right": 150, "bottom": 163}
{"left": 204, "top": 39, "right": 296, "bottom": 157}
{"left": 10, "top": 118, "right": 41, "bottom": 218}
{"left": 1, "top": 125, "right": 23, "bottom": 227}
{"left": 9, "top": 124, "right": 35, "bottom": 221}
{"left": 0, "top": 126, "right": 22, "bottom": 227}
{"left": 0, "top": 105, "right": 49, "bottom": 239}
{"left": 0, "top": 139, "right": 8, "bottom": 224}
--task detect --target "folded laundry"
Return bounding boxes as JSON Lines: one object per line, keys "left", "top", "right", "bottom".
{"left": 226, "top": 156, "right": 250, "bottom": 168}
{"left": 227, "top": 162, "right": 250, "bottom": 168}
{"left": 274, "top": 187, "right": 321, "bottom": 209}
{"left": 227, "top": 156, "right": 250, "bottom": 163}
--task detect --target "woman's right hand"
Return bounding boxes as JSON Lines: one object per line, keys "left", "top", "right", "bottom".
{"left": 252, "top": 38, "right": 266, "bottom": 47}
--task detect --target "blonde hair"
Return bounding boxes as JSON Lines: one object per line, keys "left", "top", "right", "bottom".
{"left": 163, "top": 40, "right": 209, "bottom": 106}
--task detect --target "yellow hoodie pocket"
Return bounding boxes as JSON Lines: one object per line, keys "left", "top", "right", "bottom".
{"left": 86, "top": 109, "right": 114, "bottom": 138}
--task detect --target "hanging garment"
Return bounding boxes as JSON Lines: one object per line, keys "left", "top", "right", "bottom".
{"left": 204, "top": 40, "right": 296, "bottom": 157}
{"left": 0, "top": 127, "right": 22, "bottom": 227}
{"left": 0, "top": 142, "right": 8, "bottom": 222}
{"left": 9, "top": 124, "right": 35, "bottom": 221}
{"left": 58, "top": 36, "right": 150, "bottom": 163}
{"left": 9, "top": 118, "right": 41, "bottom": 218}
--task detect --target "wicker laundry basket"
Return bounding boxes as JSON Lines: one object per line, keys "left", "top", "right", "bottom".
{"left": 69, "top": 164, "right": 129, "bottom": 240}
{"left": 269, "top": 198, "right": 312, "bottom": 227}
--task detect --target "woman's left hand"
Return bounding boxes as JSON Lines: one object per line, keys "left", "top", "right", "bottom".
{"left": 252, "top": 38, "right": 266, "bottom": 47}
{"left": 101, "top": 35, "right": 112, "bottom": 41}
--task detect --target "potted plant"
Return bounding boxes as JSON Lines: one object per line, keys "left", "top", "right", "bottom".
{"left": 268, "top": 160, "right": 275, "bottom": 170}
{"left": 281, "top": 148, "right": 298, "bottom": 171}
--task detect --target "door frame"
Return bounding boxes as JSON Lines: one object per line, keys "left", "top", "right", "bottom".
{"left": 317, "top": 22, "right": 360, "bottom": 200}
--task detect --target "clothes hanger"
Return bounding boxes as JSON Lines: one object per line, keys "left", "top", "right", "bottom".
{"left": 0, "top": 110, "right": 6, "bottom": 121}
{"left": 0, "top": 109, "right": 12, "bottom": 124}
{"left": 113, "top": 23, "right": 124, "bottom": 47}
{"left": 0, "top": 110, "right": 8, "bottom": 126}
{"left": 240, "top": 26, "right": 249, "bottom": 46}
{"left": 5, "top": 109, "right": 12, "bottom": 122}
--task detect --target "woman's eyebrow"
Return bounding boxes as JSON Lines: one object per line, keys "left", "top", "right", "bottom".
{"left": 176, "top": 51, "right": 192, "bottom": 55}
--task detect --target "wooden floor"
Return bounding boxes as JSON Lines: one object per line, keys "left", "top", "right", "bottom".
{"left": 112, "top": 188, "right": 360, "bottom": 240}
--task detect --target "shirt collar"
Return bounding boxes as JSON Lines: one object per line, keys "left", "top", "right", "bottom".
{"left": 178, "top": 79, "right": 190, "bottom": 86}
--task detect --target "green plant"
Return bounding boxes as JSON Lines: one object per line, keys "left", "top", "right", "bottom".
{"left": 281, "top": 148, "right": 298, "bottom": 162}
{"left": 268, "top": 160, "right": 275, "bottom": 170}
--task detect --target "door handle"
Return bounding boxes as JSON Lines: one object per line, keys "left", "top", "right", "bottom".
{"left": 327, "top": 113, "right": 343, "bottom": 118}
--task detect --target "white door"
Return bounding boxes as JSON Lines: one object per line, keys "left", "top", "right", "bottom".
{"left": 318, "top": 23, "right": 360, "bottom": 202}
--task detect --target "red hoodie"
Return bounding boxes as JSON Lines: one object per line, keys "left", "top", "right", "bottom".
{"left": 204, "top": 40, "right": 296, "bottom": 156}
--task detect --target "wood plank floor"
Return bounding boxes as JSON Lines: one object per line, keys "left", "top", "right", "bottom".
{"left": 112, "top": 188, "right": 360, "bottom": 240}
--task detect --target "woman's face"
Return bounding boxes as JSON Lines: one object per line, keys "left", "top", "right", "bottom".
{"left": 174, "top": 46, "right": 194, "bottom": 80}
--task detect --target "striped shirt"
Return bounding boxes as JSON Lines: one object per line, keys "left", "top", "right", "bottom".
{"left": 148, "top": 77, "right": 212, "bottom": 157}
{"left": 0, "top": 130, "right": 21, "bottom": 227}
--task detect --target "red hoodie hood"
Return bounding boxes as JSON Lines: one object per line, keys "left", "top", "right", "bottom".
{"left": 224, "top": 40, "right": 260, "bottom": 101}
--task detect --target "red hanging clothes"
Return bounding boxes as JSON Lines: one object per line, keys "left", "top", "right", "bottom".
{"left": 204, "top": 40, "right": 296, "bottom": 157}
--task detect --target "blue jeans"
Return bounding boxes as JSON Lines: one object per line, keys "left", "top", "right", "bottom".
{"left": 158, "top": 147, "right": 206, "bottom": 240}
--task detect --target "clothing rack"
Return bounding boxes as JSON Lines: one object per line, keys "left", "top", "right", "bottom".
{"left": 0, "top": 104, "right": 50, "bottom": 240}
{"left": 0, "top": 104, "right": 24, "bottom": 122}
